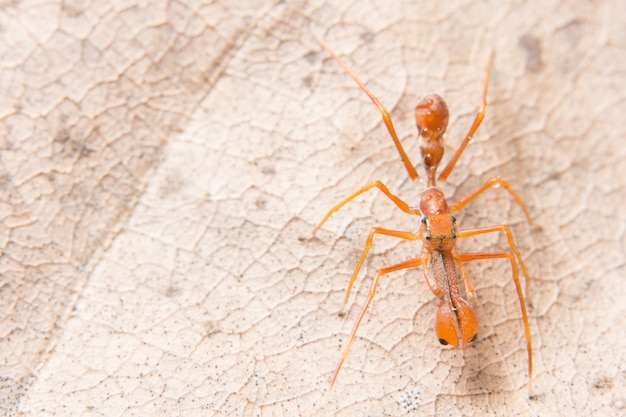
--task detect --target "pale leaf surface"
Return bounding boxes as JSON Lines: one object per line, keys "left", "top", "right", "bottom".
{"left": 1, "top": 1, "right": 624, "bottom": 416}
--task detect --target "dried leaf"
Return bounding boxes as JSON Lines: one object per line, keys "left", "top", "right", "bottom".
{"left": 1, "top": 1, "right": 625, "bottom": 416}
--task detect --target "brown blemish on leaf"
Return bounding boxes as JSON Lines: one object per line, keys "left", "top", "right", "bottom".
{"left": 518, "top": 34, "right": 543, "bottom": 73}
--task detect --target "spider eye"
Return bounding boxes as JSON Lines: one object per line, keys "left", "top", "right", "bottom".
{"left": 421, "top": 217, "right": 428, "bottom": 225}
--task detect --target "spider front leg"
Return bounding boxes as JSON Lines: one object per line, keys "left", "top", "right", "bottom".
{"left": 331, "top": 256, "right": 425, "bottom": 387}
{"left": 458, "top": 225, "right": 531, "bottom": 296}
{"left": 456, "top": 251, "right": 533, "bottom": 389}
{"left": 339, "top": 228, "right": 418, "bottom": 315}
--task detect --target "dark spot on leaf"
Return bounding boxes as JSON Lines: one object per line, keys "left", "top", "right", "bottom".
{"left": 518, "top": 34, "right": 543, "bottom": 73}
{"left": 303, "top": 50, "right": 319, "bottom": 64}
{"left": 360, "top": 31, "right": 374, "bottom": 43}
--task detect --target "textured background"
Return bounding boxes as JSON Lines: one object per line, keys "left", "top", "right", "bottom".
{"left": 1, "top": 0, "right": 625, "bottom": 416}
